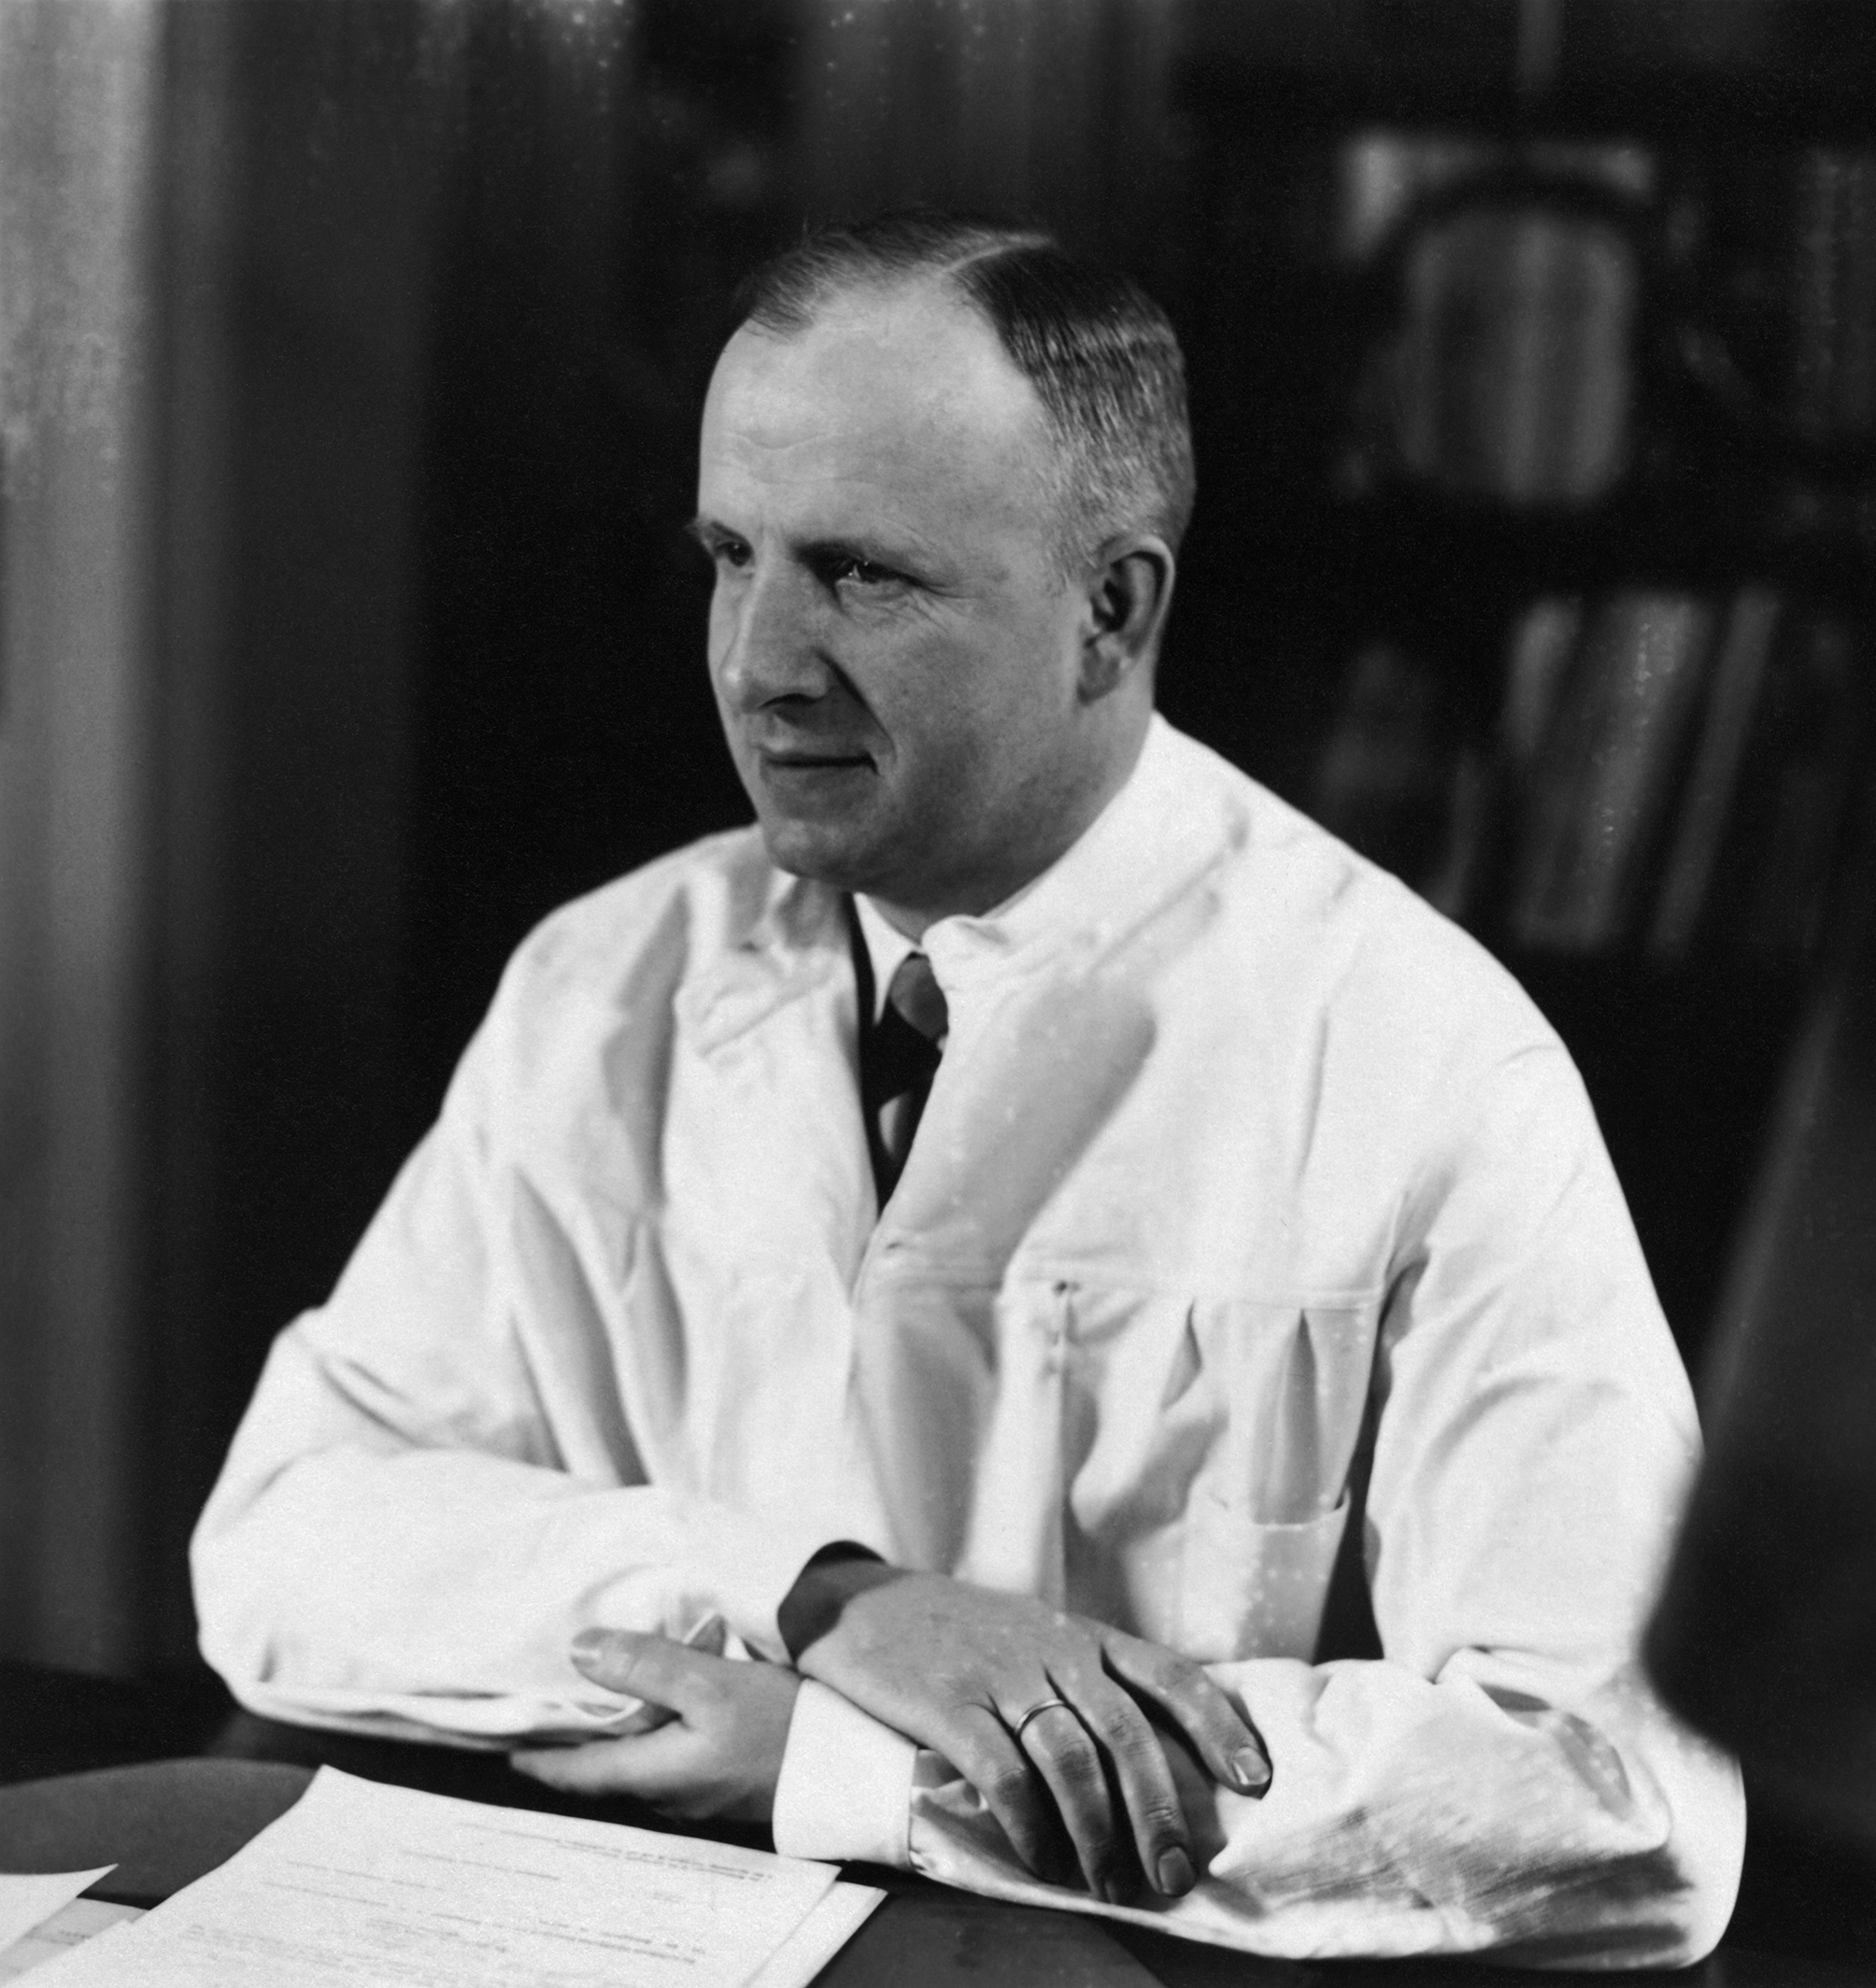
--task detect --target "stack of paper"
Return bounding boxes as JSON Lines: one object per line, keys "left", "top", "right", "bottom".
{"left": 0, "top": 1871, "right": 130, "bottom": 1982}
{"left": 15, "top": 1769, "right": 880, "bottom": 1987}
{"left": 0, "top": 1897, "right": 145, "bottom": 1981}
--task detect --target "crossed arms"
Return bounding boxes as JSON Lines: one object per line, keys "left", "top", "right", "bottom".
{"left": 191, "top": 1050, "right": 1743, "bottom": 1959}
{"left": 515, "top": 1556, "right": 1269, "bottom": 1904}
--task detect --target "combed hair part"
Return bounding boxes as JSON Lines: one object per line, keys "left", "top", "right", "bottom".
{"left": 733, "top": 210, "right": 1195, "bottom": 575}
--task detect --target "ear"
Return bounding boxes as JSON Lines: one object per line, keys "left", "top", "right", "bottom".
{"left": 1078, "top": 533, "right": 1175, "bottom": 703}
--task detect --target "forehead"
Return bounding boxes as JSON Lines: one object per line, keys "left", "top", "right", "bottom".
{"left": 698, "top": 285, "right": 1055, "bottom": 539}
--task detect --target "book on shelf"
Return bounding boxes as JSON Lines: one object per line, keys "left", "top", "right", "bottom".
{"left": 1311, "top": 640, "right": 1484, "bottom": 917}
{"left": 1499, "top": 585, "right": 1865, "bottom": 963}
{"left": 1648, "top": 586, "right": 1785, "bottom": 957}
{"left": 1788, "top": 148, "right": 1876, "bottom": 447}
{"left": 1506, "top": 589, "right": 1719, "bottom": 953}
{"left": 1500, "top": 593, "right": 1585, "bottom": 773}
{"left": 1648, "top": 594, "right": 1865, "bottom": 961}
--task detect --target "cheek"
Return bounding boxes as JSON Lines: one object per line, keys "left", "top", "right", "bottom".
{"left": 924, "top": 630, "right": 1072, "bottom": 764}
{"left": 878, "top": 663, "right": 1000, "bottom": 787}
{"left": 704, "top": 607, "right": 748, "bottom": 731}
{"left": 865, "top": 604, "right": 1075, "bottom": 788}
{"left": 705, "top": 592, "right": 735, "bottom": 675}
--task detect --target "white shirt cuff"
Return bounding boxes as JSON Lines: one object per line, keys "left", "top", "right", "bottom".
{"left": 771, "top": 1680, "right": 917, "bottom": 1867}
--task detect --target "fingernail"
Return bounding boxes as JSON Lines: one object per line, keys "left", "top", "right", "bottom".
{"left": 1156, "top": 1847, "right": 1195, "bottom": 1896}
{"left": 1232, "top": 1745, "right": 1271, "bottom": 1793}
{"left": 570, "top": 1628, "right": 613, "bottom": 1664}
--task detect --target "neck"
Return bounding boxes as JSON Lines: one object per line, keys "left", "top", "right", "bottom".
{"left": 866, "top": 708, "right": 1152, "bottom": 941}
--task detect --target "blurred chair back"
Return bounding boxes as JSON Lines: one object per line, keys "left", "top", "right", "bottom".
{"left": 1646, "top": 782, "right": 1876, "bottom": 1853}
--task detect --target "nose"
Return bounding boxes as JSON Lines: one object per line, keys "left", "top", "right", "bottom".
{"left": 712, "top": 557, "right": 834, "bottom": 717}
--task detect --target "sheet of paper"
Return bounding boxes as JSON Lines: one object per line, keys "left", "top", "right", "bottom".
{"left": 745, "top": 1882, "right": 884, "bottom": 1988}
{"left": 25, "top": 1768, "right": 840, "bottom": 1988}
{"left": 0, "top": 1875, "right": 114, "bottom": 1958}
{"left": 0, "top": 1898, "right": 144, "bottom": 1981}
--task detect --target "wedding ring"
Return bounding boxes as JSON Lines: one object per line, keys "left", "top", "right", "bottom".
{"left": 1012, "top": 1697, "right": 1073, "bottom": 1742}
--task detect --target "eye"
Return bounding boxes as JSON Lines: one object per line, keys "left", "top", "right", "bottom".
{"left": 709, "top": 535, "right": 752, "bottom": 572}
{"left": 826, "top": 553, "right": 900, "bottom": 589}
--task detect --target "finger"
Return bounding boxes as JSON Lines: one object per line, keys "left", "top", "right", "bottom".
{"left": 1011, "top": 1698, "right": 1133, "bottom": 1902}
{"left": 511, "top": 1722, "right": 700, "bottom": 1802}
{"left": 1053, "top": 1672, "right": 1196, "bottom": 1899}
{"left": 1102, "top": 1634, "right": 1272, "bottom": 1795}
{"left": 569, "top": 1630, "right": 723, "bottom": 1717}
{"left": 511, "top": 1735, "right": 651, "bottom": 1796}
{"left": 942, "top": 1702, "right": 1067, "bottom": 1886}
{"left": 607, "top": 1698, "right": 682, "bottom": 1739}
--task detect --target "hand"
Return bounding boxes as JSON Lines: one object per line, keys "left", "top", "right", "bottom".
{"left": 509, "top": 1632, "right": 800, "bottom": 1824}
{"left": 782, "top": 1562, "right": 1269, "bottom": 1903}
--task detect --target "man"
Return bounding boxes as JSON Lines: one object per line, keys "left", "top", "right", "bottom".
{"left": 194, "top": 213, "right": 1744, "bottom": 1962}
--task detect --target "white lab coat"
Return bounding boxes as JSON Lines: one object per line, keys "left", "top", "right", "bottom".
{"left": 192, "top": 717, "right": 1743, "bottom": 1964}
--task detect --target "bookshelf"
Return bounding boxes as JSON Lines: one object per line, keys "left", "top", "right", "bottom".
{"left": 1155, "top": 3, "right": 1876, "bottom": 1370}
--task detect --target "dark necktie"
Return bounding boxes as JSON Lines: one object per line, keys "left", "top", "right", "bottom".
{"left": 847, "top": 902, "right": 948, "bottom": 1203}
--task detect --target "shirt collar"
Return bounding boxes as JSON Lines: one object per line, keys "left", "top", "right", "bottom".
{"left": 851, "top": 893, "right": 922, "bottom": 1025}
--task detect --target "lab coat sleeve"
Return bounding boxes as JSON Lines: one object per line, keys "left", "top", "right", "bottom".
{"left": 773, "top": 1045, "right": 1745, "bottom": 1966}
{"left": 191, "top": 967, "right": 843, "bottom": 1748}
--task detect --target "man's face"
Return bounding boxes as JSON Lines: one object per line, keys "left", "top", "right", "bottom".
{"left": 693, "top": 284, "right": 1110, "bottom": 929}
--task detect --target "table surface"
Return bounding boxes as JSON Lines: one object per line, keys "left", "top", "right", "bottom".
{"left": 3, "top": 1668, "right": 1874, "bottom": 1987}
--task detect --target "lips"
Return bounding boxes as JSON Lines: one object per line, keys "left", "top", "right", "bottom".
{"left": 755, "top": 746, "right": 874, "bottom": 771}
{"left": 748, "top": 745, "right": 877, "bottom": 819}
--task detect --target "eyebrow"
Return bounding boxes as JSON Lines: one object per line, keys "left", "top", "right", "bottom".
{"left": 801, "top": 532, "right": 908, "bottom": 569}
{"left": 687, "top": 516, "right": 925, "bottom": 574}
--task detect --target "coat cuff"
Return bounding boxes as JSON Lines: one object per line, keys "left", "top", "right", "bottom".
{"left": 771, "top": 1681, "right": 917, "bottom": 1867}
{"left": 675, "top": 1508, "right": 862, "bottom": 1663}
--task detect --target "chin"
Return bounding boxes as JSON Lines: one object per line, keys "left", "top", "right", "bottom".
{"left": 754, "top": 815, "right": 877, "bottom": 893}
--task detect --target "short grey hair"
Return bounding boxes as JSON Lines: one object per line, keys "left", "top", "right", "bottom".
{"left": 733, "top": 210, "right": 1195, "bottom": 576}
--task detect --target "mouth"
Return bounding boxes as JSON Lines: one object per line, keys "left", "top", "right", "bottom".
{"left": 748, "top": 744, "right": 877, "bottom": 820}
{"left": 756, "top": 747, "right": 874, "bottom": 774}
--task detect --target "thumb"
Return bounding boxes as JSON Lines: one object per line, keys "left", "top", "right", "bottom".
{"left": 570, "top": 1629, "right": 709, "bottom": 1712}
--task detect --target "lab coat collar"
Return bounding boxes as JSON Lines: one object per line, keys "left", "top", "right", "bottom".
{"left": 673, "top": 866, "right": 848, "bottom": 1058}
{"left": 677, "top": 716, "right": 1229, "bottom": 1055}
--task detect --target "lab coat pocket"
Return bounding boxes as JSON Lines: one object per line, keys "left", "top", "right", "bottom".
{"left": 1180, "top": 1491, "right": 1352, "bottom": 1662}
{"left": 1176, "top": 1297, "right": 1380, "bottom": 1662}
